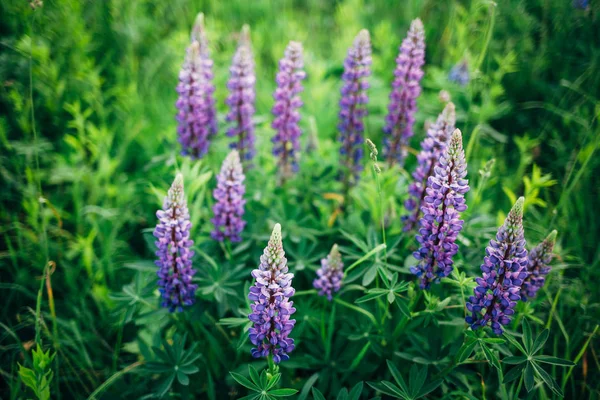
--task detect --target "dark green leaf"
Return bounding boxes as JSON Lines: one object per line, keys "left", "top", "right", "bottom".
{"left": 177, "top": 371, "right": 189, "bottom": 386}
{"left": 230, "top": 372, "right": 260, "bottom": 392}
{"left": 417, "top": 378, "right": 443, "bottom": 399}
{"left": 312, "top": 387, "right": 327, "bottom": 400}
{"left": 380, "top": 381, "right": 406, "bottom": 398}
{"left": 248, "top": 365, "right": 260, "bottom": 387}
{"left": 502, "top": 356, "right": 526, "bottom": 365}
{"left": 348, "top": 381, "right": 364, "bottom": 400}
{"left": 298, "top": 373, "right": 319, "bottom": 400}
{"left": 386, "top": 360, "right": 409, "bottom": 394}
{"left": 387, "top": 290, "right": 395, "bottom": 304}
{"left": 456, "top": 339, "right": 478, "bottom": 364}
{"left": 503, "top": 331, "right": 526, "bottom": 354}
{"left": 524, "top": 363, "right": 535, "bottom": 392}
{"left": 269, "top": 388, "right": 298, "bottom": 397}
{"left": 395, "top": 299, "right": 411, "bottom": 318}
{"left": 336, "top": 388, "right": 348, "bottom": 400}
{"left": 522, "top": 319, "right": 533, "bottom": 353}
{"left": 532, "top": 362, "right": 564, "bottom": 398}
{"left": 266, "top": 373, "right": 281, "bottom": 391}
{"left": 531, "top": 329, "right": 549, "bottom": 355}
{"left": 503, "top": 364, "right": 525, "bottom": 384}
{"left": 156, "top": 373, "right": 176, "bottom": 398}
{"left": 355, "top": 291, "right": 387, "bottom": 304}
{"left": 533, "top": 355, "right": 576, "bottom": 366}
{"left": 481, "top": 343, "right": 501, "bottom": 370}
{"left": 408, "top": 365, "right": 426, "bottom": 398}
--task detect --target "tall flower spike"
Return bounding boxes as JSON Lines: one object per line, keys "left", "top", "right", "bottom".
{"left": 338, "top": 29, "right": 372, "bottom": 185}
{"left": 248, "top": 224, "right": 296, "bottom": 363}
{"left": 410, "top": 129, "right": 469, "bottom": 289}
{"left": 383, "top": 18, "right": 426, "bottom": 166}
{"left": 466, "top": 197, "right": 529, "bottom": 335}
{"left": 449, "top": 60, "right": 470, "bottom": 86}
{"left": 175, "top": 13, "right": 217, "bottom": 159}
{"left": 226, "top": 25, "right": 256, "bottom": 162}
{"left": 272, "top": 41, "right": 306, "bottom": 180}
{"left": 211, "top": 150, "right": 246, "bottom": 242}
{"left": 153, "top": 174, "right": 197, "bottom": 312}
{"left": 521, "top": 230, "right": 557, "bottom": 301}
{"left": 403, "top": 102, "right": 456, "bottom": 231}
{"left": 313, "top": 244, "right": 344, "bottom": 300}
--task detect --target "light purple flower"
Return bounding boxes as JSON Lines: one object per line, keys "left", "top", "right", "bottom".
{"left": 272, "top": 41, "right": 306, "bottom": 180}
{"left": 313, "top": 244, "right": 344, "bottom": 301}
{"left": 403, "top": 102, "right": 456, "bottom": 231}
{"left": 211, "top": 150, "right": 246, "bottom": 242}
{"left": 410, "top": 129, "right": 469, "bottom": 289}
{"left": 248, "top": 224, "right": 296, "bottom": 364}
{"left": 153, "top": 174, "right": 197, "bottom": 312}
{"left": 226, "top": 25, "right": 256, "bottom": 162}
{"left": 175, "top": 13, "right": 217, "bottom": 159}
{"left": 521, "top": 230, "right": 557, "bottom": 301}
{"left": 383, "top": 18, "right": 426, "bottom": 166}
{"left": 338, "top": 29, "right": 372, "bottom": 185}
{"left": 466, "top": 197, "right": 529, "bottom": 335}
{"left": 448, "top": 60, "right": 470, "bottom": 86}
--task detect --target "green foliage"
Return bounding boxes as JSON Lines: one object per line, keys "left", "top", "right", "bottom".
{"left": 230, "top": 365, "right": 298, "bottom": 400}
{"left": 18, "top": 345, "right": 55, "bottom": 400}
{"left": 368, "top": 361, "right": 442, "bottom": 399}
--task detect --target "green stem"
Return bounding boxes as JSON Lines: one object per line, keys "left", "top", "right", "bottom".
{"left": 344, "top": 243, "right": 387, "bottom": 277}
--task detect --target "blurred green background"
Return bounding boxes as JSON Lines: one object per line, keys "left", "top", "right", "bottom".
{"left": 1, "top": 0, "right": 598, "bottom": 398}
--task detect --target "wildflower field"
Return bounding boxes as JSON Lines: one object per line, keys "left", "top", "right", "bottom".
{"left": 1, "top": 0, "right": 599, "bottom": 399}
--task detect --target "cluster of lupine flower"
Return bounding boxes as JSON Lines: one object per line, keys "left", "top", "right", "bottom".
{"left": 521, "top": 230, "right": 557, "bottom": 301}
{"left": 448, "top": 60, "right": 470, "bottom": 86}
{"left": 410, "top": 129, "right": 469, "bottom": 289}
{"left": 153, "top": 174, "right": 198, "bottom": 312}
{"left": 248, "top": 224, "right": 296, "bottom": 363}
{"left": 383, "top": 18, "right": 426, "bottom": 166}
{"left": 211, "top": 150, "right": 247, "bottom": 242}
{"left": 313, "top": 244, "right": 344, "bottom": 300}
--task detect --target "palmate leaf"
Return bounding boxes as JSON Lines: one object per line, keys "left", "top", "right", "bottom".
{"left": 533, "top": 355, "right": 575, "bottom": 366}
{"left": 230, "top": 372, "right": 260, "bottom": 392}
{"left": 268, "top": 388, "right": 298, "bottom": 397}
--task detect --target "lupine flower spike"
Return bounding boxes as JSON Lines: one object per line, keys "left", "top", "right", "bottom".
{"left": 449, "top": 60, "right": 470, "bottom": 86}
{"left": 410, "top": 129, "right": 469, "bottom": 289}
{"left": 383, "top": 18, "right": 426, "bottom": 167}
{"left": 226, "top": 25, "right": 256, "bottom": 162}
{"left": 313, "top": 244, "right": 344, "bottom": 300}
{"left": 272, "top": 41, "right": 306, "bottom": 181}
{"left": 248, "top": 224, "right": 296, "bottom": 363}
{"left": 521, "top": 230, "right": 557, "bottom": 301}
{"left": 338, "top": 29, "right": 372, "bottom": 185}
{"left": 154, "top": 174, "right": 197, "bottom": 312}
{"left": 466, "top": 197, "right": 528, "bottom": 335}
{"left": 211, "top": 150, "right": 246, "bottom": 242}
{"left": 175, "top": 13, "right": 217, "bottom": 159}
{"left": 403, "top": 102, "right": 456, "bottom": 231}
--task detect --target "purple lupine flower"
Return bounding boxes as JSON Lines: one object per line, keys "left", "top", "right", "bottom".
{"left": 449, "top": 60, "right": 470, "bottom": 86}
{"left": 403, "top": 102, "right": 456, "bottom": 232}
{"left": 573, "top": 0, "right": 589, "bottom": 9}
{"left": 521, "top": 230, "right": 557, "bottom": 301}
{"left": 226, "top": 25, "right": 256, "bottom": 162}
{"left": 175, "top": 13, "right": 217, "bottom": 159}
{"left": 154, "top": 174, "right": 197, "bottom": 312}
{"left": 248, "top": 224, "right": 296, "bottom": 363}
{"left": 313, "top": 244, "right": 344, "bottom": 300}
{"left": 338, "top": 29, "right": 372, "bottom": 185}
{"left": 466, "top": 197, "right": 529, "bottom": 335}
{"left": 410, "top": 129, "right": 469, "bottom": 289}
{"left": 211, "top": 150, "right": 246, "bottom": 242}
{"left": 383, "top": 18, "right": 426, "bottom": 167}
{"left": 272, "top": 41, "right": 306, "bottom": 180}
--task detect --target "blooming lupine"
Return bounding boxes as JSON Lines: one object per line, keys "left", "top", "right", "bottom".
{"left": 466, "top": 197, "right": 529, "bottom": 335}
{"left": 383, "top": 18, "right": 426, "bottom": 166}
{"left": 226, "top": 25, "right": 256, "bottom": 162}
{"left": 449, "top": 60, "right": 470, "bottom": 86}
{"left": 175, "top": 13, "right": 217, "bottom": 159}
{"left": 338, "top": 29, "right": 372, "bottom": 185}
{"left": 248, "top": 224, "right": 296, "bottom": 363}
{"left": 521, "top": 230, "right": 557, "bottom": 301}
{"left": 410, "top": 129, "right": 469, "bottom": 289}
{"left": 272, "top": 41, "right": 306, "bottom": 180}
{"left": 211, "top": 150, "right": 246, "bottom": 242}
{"left": 154, "top": 174, "right": 197, "bottom": 312}
{"left": 403, "top": 102, "right": 456, "bottom": 231}
{"left": 313, "top": 244, "right": 344, "bottom": 300}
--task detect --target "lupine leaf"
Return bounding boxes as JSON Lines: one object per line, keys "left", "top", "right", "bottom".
{"left": 531, "top": 329, "right": 549, "bottom": 355}
{"left": 524, "top": 363, "right": 535, "bottom": 392}
{"left": 386, "top": 360, "right": 409, "bottom": 394}
{"left": 417, "top": 378, "right": 443, "bottom": 398}
{"left": 533, "top": 355, "right": 575, "bottom": 366}
{"left": 230, "top": 372, "right": 260, "bottom": 392}
{"left": 503, "top": 331, "right": 526, "bottom": 354}
{"left": 522, "top": 319, "right": 533, "bottom": 354}
{"left": 268, "top": 388, "right": 298, "bottom": 396}
{"left": 298, "top": 373, "right": 319, "bottom": 400}
{"left": 355, "top": 291, "right": 387, "bottom": 304}
{"left": 502, "top": 356, "right": 526, "bottom": 365}
{"left": 337, "top": 388, "right": 348, "bottom": 400}
{"left": 266, "top": 373, "right": 281, "bottom": 391}
{"left": 503, "top": 364, "right": 526, "bottom": 384}
{"left": 348, "top": 381, "right": 364, "bottom": 400}
{"left": 480, "top": 344, "right": 501, "bottom": 370}
{"left": 456, "top": 339, "right": 478, "bottom": 364}
{"left": 532, "top": 362, "right": 564, "bottom": 398}
{"left": 312, "top": 387, "right": 327, "bottom": 400}
{"left": 248, "top": 365, "right": 260, "bottom": 387}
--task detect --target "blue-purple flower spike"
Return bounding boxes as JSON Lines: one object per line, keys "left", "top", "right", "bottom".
{"left": 521, "top": 230, "right": 557, "bottom": 301}
{"left": 449, "top": 60, "right": 470, "bottom": 86}
{"left": 313, "top": 244, "right": 344, "bottom": 301}
{"left": 175, "top": 13, "right": 217, "bottom": 159}
{"left": 272, "top": 41, "right": 306, "bottom": 180}
{"left": 410, "top": 129, "right": 469, "bottom": 289}
{"left": 153, "top": 174, "right": 198, "bottom": 312}
{"left": 466, "top": 197, "right": 529, "bottom": 335}
{"left": 338, "top": 29, "right": 372, "bottom": 185}
{"left": 404, "top": 102, "right": 456, "bottom": 232}
{"left": 226, "top": 25, "right": 256, "bottom": 162}
{"left": 211, "top": 150, "right": 246, "bottom": 242}
{"left": 383, "top": 18, "right": 425, "bottom": 166}
{"left": 248, "top": 224, "right": 296, "bottom": 364}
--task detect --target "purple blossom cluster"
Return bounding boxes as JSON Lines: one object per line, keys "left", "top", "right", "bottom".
{"left": 410, "top": 129, "right": 469, "bottom": 289}
{"left": 248, "top": 224, "right": 296, "bottom": 364}
{"left": 272, "top": 41, "right": 306, "bottom": 180}
{"left": 448, "top": 60, "right": 470, "bottom": 86}
{"left": 154, "top": 174, "right": 197, "bottom": 312}
{"left": 175, "top": 13, "right": 217, "bottom": 159}
{"left": 403, "top": 102, "right": 456, "bottom": 231}
{"left": 383, "top": 18, "right": 426, "bottom": 166}
{"left": 313, "top": 244, "right": 344, "bottom": 300}
{"left": 226, "top": 26, "right": 256, "bottom": 162}
{"left": 211, "top": 150, "right": 247, "bottom": 242}
{"left": 338, "top": 29, "right": 372, "bottom": 184}
{"left": 466, "top": 197, "right": 529, "bottom": 335}
{"left": 521, "top": 230, "right": 557, "bottom": 301}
